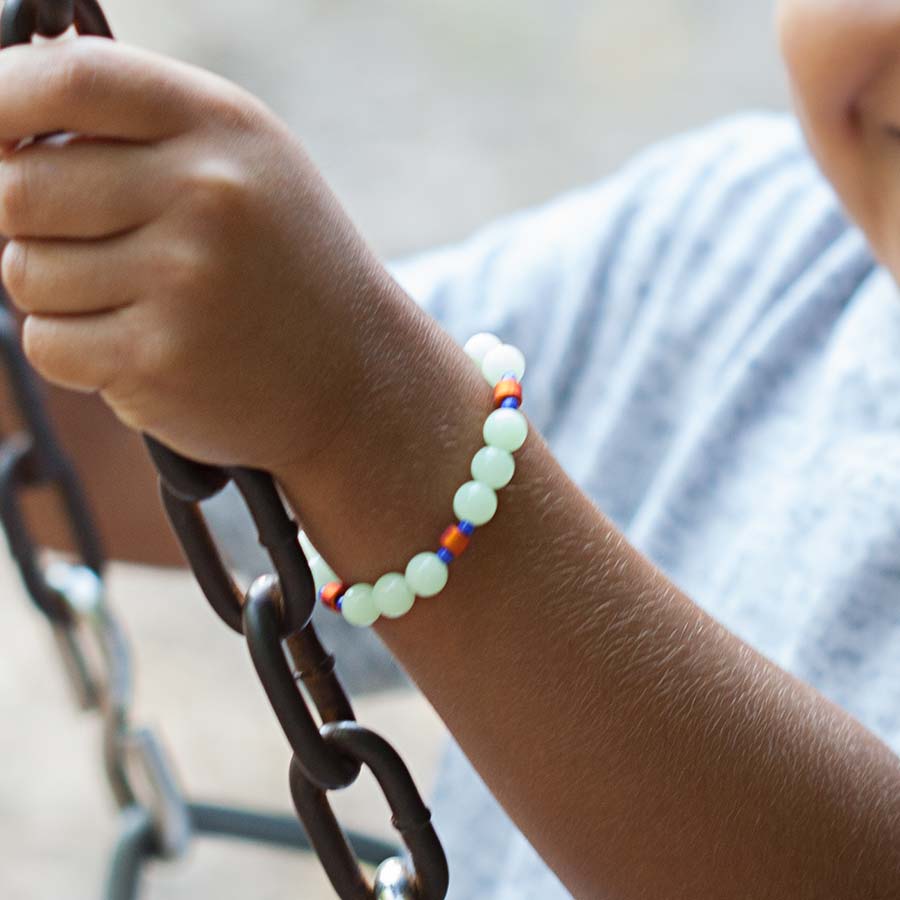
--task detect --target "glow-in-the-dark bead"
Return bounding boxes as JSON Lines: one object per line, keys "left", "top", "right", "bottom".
{"left": 481, "top": 343, "right": 526, "bottom": 386}
{"left": 463, "top": 332, "right": 501, "bottom": 367}
{"left": 405, "top": 552, "right": 449, "bottom": 597}
{"left": 483, "top": 408, "right": 528, "bottom": 452}
{"left": 373, "top": 572, "right": 415, "bottom": 619}
{"left": 298, "top": 530, "right": 317, "bottom": 559}
{"left": 341, "top": 583, "right": 380, "bottom": 627}
{"left": 319, "top": 580, "right": 345, "bottom": 613}
{"left": 453, "top": 480, "right": 498, "bottom": 526}
{"left": 492, "top": 377, "right": 523, "bottom": 409}
{"left": 471, "top": 445, "right": 515, "bottom": 489}
{"left": 440, "top": 523, "right": 471, "bottom": 557}
{"left": 327, "top": 333, "right": 528, "bottom": 627}
{"left": 309, "top": 555, "right": 338, "bottom": 593}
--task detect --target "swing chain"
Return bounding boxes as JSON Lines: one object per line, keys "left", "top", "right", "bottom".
{"left": 49, "top": 561, "right": 193, "bottom": 858}
{"left": 148, "top": 380, "right": 450, "bottom": 900}
{"left": 0, "top": 1, "right": 449, "bottom": 896}
{"left": 0, "top": 306, "right": 192, "bottom": 857}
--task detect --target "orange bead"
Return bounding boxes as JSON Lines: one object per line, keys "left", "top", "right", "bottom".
{"left": 493, "top": 378, "right": 523, "bottom": 408}
{"left": 440, "top": 524, "right": 470, "bottom": 558}
{"left": 319, "top": 580, "right": 346, "bottom": 613}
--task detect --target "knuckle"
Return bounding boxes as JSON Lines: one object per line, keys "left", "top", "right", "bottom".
{"left": 161, "top": 242, "right": 207, "bottom": 299}
{"left": 182, "top": 157, "right": 249, "bottom": 223}
{"left": 133, "top": 326, "right": 182, "bottom": 382}
{"left": 49, "top": 44, "right": 99, "bottom": 106}
{"left": 102, "top": 381, "right": 148, "bottom": 432}
{"left": 204, "top": 80, "right": 267, "bottom": 133}
{"left": 158, "top": 226, "right": 228, "bottom": 304}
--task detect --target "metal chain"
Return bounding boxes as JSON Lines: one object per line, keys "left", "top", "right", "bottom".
{"left": 1, "top": 297, "right": 407, "bottom": 895}
{"left": 0, "top": 2, "right": 449, "bottom": 897}
{"left": 0, "top": 302, "right": 192, "bottom": 858}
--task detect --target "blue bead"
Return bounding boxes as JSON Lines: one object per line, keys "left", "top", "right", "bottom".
{"left": 500, "top": 371, "right": 519, "bottom": 382}
{"left": 437, "top": 546, "right": 455, "bottom": 564}
{"left": 320, "top": 585, "right": 344, "bottom": 610}
{"left": 500, "top": 396, "right": 520, "bottom": 409}
{"left": 458, "top": 520, "right": 475, "bottom": 536}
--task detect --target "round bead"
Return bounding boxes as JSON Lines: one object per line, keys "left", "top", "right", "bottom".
{"left": 463, "top": 332, "right": 501, "bottom": 367}
{"left": 405, "top": 552, "right": 449, "bottom": 598}
{"left": 309, "top": 554, "right": 338, "bottom": 593}
{"left": 482, "top": 343, "right": 525, "bottom": 386}
{"left": 298, "top": 530, "right": 317, "bottom": 559}
{"left": 471, "top": 445, "right": 515, "bottom": 489}
{"left": 373, "top": 572, "right": 415, "bottom": 619}
{"left": 340, "top": 583, "right": 380, "bottom": 627}
{"left": 483, "top": 408, "right": 528, "bottom": 452}
{"left": 453, "top": 480, "right": 498, "bottom": 526}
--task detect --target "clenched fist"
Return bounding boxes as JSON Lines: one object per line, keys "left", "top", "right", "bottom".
{"left": 0, "top": 36, "right": 401, "bottom": 475}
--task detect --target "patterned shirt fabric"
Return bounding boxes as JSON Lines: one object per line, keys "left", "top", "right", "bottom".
{"left": 389, "top": 111, "right": 900, "bottom": 897}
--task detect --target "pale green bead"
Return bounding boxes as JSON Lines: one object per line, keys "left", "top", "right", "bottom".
{"left": 471, "top": 445, "right": 515, "bottom": 489}
{"left": 309, "top": 555, "right": 338, "bottom": 593}
{"left": 463, "top": 332, "right": 501, "bottom": 367}
{"left": 481, "top": 343, "right": 526, "bottom": 385}
{"left": 453, "top": 480, "right": 498, "bottom": 526}
{"left": 405, "top": 552, "right": 449, "bottom": 598}
{"left": 298, "top": 530, "right": 317, "bottom": 559}
{"left": 373, "top": 572, "right": 415, "bottom": 619}
{"left": 483, "top": 408, "right": 528, "bottom": 452}
{"left": 341, "top": 583, "right": 380, "bottom": 627}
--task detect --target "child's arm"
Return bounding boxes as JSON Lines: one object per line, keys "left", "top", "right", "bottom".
{"left": 3, "top": 38, "right": 899, "bottom": 898}
{"left": 284, "top": 307, "right": 900, "bottom": 899}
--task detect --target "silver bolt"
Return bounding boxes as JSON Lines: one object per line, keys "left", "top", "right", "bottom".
{"left": 373, "top": 855, "right": 418, "bottom": 900}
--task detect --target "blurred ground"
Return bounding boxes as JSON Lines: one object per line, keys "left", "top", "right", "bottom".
{"left": 0, "top": 2, "right": 790, "bottom": 898}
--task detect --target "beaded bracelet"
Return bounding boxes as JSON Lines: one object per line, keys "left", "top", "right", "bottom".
{"left": 298, "top": 332, "right": 527, "bottom": 627}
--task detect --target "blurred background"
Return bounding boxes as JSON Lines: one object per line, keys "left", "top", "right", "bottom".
{"left": 0, "top": 2, "right": 791, "bottom": 898}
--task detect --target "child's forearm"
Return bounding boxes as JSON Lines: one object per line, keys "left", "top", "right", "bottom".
{"left": 2, "top": 35, "right": 896, "bottom": 896}
{"left": 277, "top": 292, "right": 900, "bottom": 899}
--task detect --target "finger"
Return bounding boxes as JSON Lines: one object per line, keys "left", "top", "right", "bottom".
{"left": 0, "top": 37, "right": 237, "bottom": 144}
{"left": 1, "top": 232, "right": 145, "bottom": 315}
{"left": 0, "top": 139, "right": 172, "bottom": 239}
{"left": 22, "top": 307, "right": 130, "bottom": 393}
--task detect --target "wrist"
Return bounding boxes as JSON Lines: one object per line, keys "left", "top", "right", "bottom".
{"left": 273, "top": 298, "right": 493, "bottom": 592}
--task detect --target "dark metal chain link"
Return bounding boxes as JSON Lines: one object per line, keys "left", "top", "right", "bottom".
{"left": 0, "top": 296, "right": 195, "bottom": 864}
{"left": 0, "top": 304, "right": 409, "bottom": 899}
{"left": 0, "top": 1, "right": 449, "bottom": 897}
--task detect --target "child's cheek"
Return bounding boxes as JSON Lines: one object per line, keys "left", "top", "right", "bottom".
{"left": 778, "top": 0, "right": 900, "bottom": 275}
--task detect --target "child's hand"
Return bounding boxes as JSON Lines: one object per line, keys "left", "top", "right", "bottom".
{"left": 0, "top": 37, "right": 396, "bottom": 473}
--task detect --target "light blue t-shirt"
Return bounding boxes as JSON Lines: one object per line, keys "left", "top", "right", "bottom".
{"left": 390, "top": 111, "right": 900, "bottom": 898}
